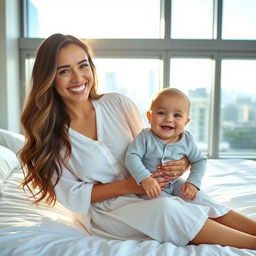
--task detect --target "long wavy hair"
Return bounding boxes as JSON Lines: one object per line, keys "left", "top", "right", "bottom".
{"left": 19, "top": 34, "right": 100, "bottom": 205}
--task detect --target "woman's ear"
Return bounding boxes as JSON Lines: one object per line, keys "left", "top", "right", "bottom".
{"left": 146, "top": 111, "right": 151, "bottom": 123}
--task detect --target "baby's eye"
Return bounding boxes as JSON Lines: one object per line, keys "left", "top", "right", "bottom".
{"left": 174, "top": 113, "right": 182, "bottom": 118}
{"left": 157, "top": 111, "right": 166, "bottom": 116}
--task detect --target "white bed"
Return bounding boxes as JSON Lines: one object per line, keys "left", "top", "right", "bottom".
{"left": 0, "top": 129, "right": 256, "bottom": 256}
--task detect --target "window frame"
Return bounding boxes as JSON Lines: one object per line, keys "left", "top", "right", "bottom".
{"left": 19, "top": 0, "right": 256, "bottom": 159}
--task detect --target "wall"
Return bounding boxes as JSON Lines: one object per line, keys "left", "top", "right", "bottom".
{"left": 0, "top": 0, "right": 21, "bottom": 132}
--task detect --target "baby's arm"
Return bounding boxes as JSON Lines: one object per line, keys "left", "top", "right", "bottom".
{"left": 141, "top": 176, "right": 161, "bottom": 198}
{"left": 179, "top": 131, "right": 207, "bottom": 200}
{"left": 126, "top": 131, "right": 155, "bottom": 185}
{"left": 185, "top": 131, "right": 207, "bottom": 190}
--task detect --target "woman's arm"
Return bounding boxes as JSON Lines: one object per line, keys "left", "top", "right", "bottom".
{"left": 91, "top": 176, "right": 145, "bottom": 203}
{"left": 91, "top": 173, "right": 169, "bottom": 203}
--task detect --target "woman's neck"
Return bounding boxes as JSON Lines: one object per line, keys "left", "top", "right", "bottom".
{"left": 66, "top": 100, "right": 94, "bottom": 121}
{"left": 67, "top": 99, "right": 98, "bottom": 140}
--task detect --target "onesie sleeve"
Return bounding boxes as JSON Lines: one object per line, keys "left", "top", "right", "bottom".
{"left": 185, "top": 131, "right": 207, "bottom": 189}
{"left": 125, "top": 130, "right": 152, "bottom": 184}
{"left": 54, "top": 165, "right": 94, "bottom": 215}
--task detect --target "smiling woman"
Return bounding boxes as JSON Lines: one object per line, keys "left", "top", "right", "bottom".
{"left": 20, "top": 34, "right": 101, "bottom": 205}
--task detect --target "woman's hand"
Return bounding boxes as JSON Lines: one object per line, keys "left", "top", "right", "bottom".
{"left": 157, "top": 157, "right": 190, "bottom": 181}
{"left": 151, "top": 171, "right": 170, "bottom": 189}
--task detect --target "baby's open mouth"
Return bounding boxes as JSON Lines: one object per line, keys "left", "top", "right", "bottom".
{"left": 161, "top": 125, "right": 174, "bottom": 130}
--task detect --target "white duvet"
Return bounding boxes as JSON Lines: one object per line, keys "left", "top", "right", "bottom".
{"left": 0, "top": 159, "right": 256, "bottom": 256}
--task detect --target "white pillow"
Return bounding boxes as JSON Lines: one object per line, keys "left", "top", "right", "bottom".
{"left": 0, "top": 145, "right": 21, "bottom": 194}
{"left": 0, "top": 129, "right": 25, "bottom": 154}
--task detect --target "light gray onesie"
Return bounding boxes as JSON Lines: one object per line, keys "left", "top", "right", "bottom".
{"left": 126, "top": 128, "right": 206, "bottom": 194}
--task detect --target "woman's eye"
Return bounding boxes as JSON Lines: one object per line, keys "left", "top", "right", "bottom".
{"left": 80, "top": 63, "right": 88, "bottom": 69}
{"left": 58, "top": 69, "right": 69, "bottom": 75}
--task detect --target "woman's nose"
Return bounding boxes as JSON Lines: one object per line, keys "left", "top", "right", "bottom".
{"left": 71, "top": 70, "right": 83, "bottom": 83}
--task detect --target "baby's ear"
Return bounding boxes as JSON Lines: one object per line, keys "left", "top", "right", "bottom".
{"left": 146, "top": 111, "right": 152, "bottom": 123}
{"left": 185, "top": 117, "right": 190, "bottom": 125}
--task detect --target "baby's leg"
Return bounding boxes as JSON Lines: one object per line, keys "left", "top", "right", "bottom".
{"left": 173, "top": 178, "right": 228, "bottom": 216}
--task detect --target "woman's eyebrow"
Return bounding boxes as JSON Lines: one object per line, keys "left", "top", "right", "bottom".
{"left": 78, "top": 59, "right": 88, "bottom": 64}
{"left": 57, "top": 59, "right": 88, "bottom": 70}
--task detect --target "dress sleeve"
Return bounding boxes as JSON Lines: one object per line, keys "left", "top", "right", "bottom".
{"left": 118, "top": 93, "right": 144, "bottom": 137}
{"left": 54, "top": 165, "right": 94, "bottom": 215}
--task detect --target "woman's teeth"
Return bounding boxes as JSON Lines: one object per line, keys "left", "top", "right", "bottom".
{"left": 69, "top": 84, "right": 85, "bottom": 92}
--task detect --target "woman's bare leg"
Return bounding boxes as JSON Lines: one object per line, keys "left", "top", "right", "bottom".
{"left": 212, "top": 210, "right": 256, "bottom": 235}
{"left": 190, "top": 218, "right": 256, "bottom": 249}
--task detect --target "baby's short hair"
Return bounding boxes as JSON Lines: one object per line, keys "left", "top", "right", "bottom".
{"left": 149, "top": 88, "right": 191, "bottom": 111}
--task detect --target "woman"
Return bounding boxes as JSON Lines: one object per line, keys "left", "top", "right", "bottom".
{"left": 20, "top": 33, "right": 256, "bottom": 249}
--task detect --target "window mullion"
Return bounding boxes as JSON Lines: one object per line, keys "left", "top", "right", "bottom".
{"left": 163, "top": 0, "right": 171, "bottom": 39}
{"left": 208, "top": 54, "right": 221, "bottom": 158}
{"left": 163, "top": 51, "right": 170, "bottom": 88}
{"left": 216, "top": 0, "right": 223, "bottom": 40}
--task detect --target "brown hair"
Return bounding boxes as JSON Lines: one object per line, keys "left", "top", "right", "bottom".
{"left": 19, "top": 33, "right": 100, "bottom": 205}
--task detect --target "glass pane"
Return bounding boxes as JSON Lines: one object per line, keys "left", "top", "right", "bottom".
{"left": 220, "top": 60, "right": 256, "bottom": 157}
{"left": 171, "top": 0, "right": 214, "bottom": 39}
{"left": 94, "top": 58, "right": 162, "bottom": 123}
{"left": 27, "top": 0, "right": 161, "bottom": 38}
{"left": 222, "top": 0, "right": 256, "bottom": 40}
{"left": 170, "top": 58, "right": 215, "bottom": 152}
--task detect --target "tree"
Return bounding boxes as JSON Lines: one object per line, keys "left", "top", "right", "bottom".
{"left": 223, "top": 127, "right": 256, "bottom": 149}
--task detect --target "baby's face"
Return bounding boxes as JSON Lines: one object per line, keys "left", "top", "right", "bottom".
{"left": 147, "top": 93, "right": 190, "bottom": 143}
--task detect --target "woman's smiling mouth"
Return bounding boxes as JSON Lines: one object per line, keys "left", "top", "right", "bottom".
{"left": 68, "top": 84, "right": 86, "bottom": 93}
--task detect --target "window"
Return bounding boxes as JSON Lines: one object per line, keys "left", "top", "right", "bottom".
{"left": 170, "top": 58, "right": 214, "bottom": 152}
{"left": 220, "top": 59, "right": 256, "bottom": 156}
{"left": 171, "top": 0, "right": 215, "bottom": 39}
{"left": 94, "top": 58, "right": 162, "bottom": 123}
{"left": 222, "top": 0, "right": 256, "bottom": 40}
{"left": 20, "top": 0, "right": 256, "bottom": 159}
{"left": 26, "top": 0, "right": 161, "bottom": 38}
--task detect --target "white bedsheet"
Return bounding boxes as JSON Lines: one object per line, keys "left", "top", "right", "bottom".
{"left": 0, "top": 159, "right": 255, "bottom": 256}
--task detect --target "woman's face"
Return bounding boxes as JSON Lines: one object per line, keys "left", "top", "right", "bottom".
{"left": 54, "top": 43, "right": 94, "bottom": 104}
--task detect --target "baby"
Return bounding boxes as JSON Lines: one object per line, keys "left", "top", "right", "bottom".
{"left": 126, "top": 88, "right": 206, "bottom": 200}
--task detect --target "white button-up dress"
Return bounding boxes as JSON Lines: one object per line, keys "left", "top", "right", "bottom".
{"left": 55, "top": 92, "right": 229, "bottom": 246}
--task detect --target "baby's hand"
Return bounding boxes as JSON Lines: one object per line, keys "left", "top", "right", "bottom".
{"left": 181, "top": 182, "right": 198, "bottom": 200}
{"left": 142, "top": 176, "right": 161, "bottom": 198}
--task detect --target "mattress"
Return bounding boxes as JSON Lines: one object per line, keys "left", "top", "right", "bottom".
{"left": 0, "top": 158, "right": 255, "bottom": 256}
